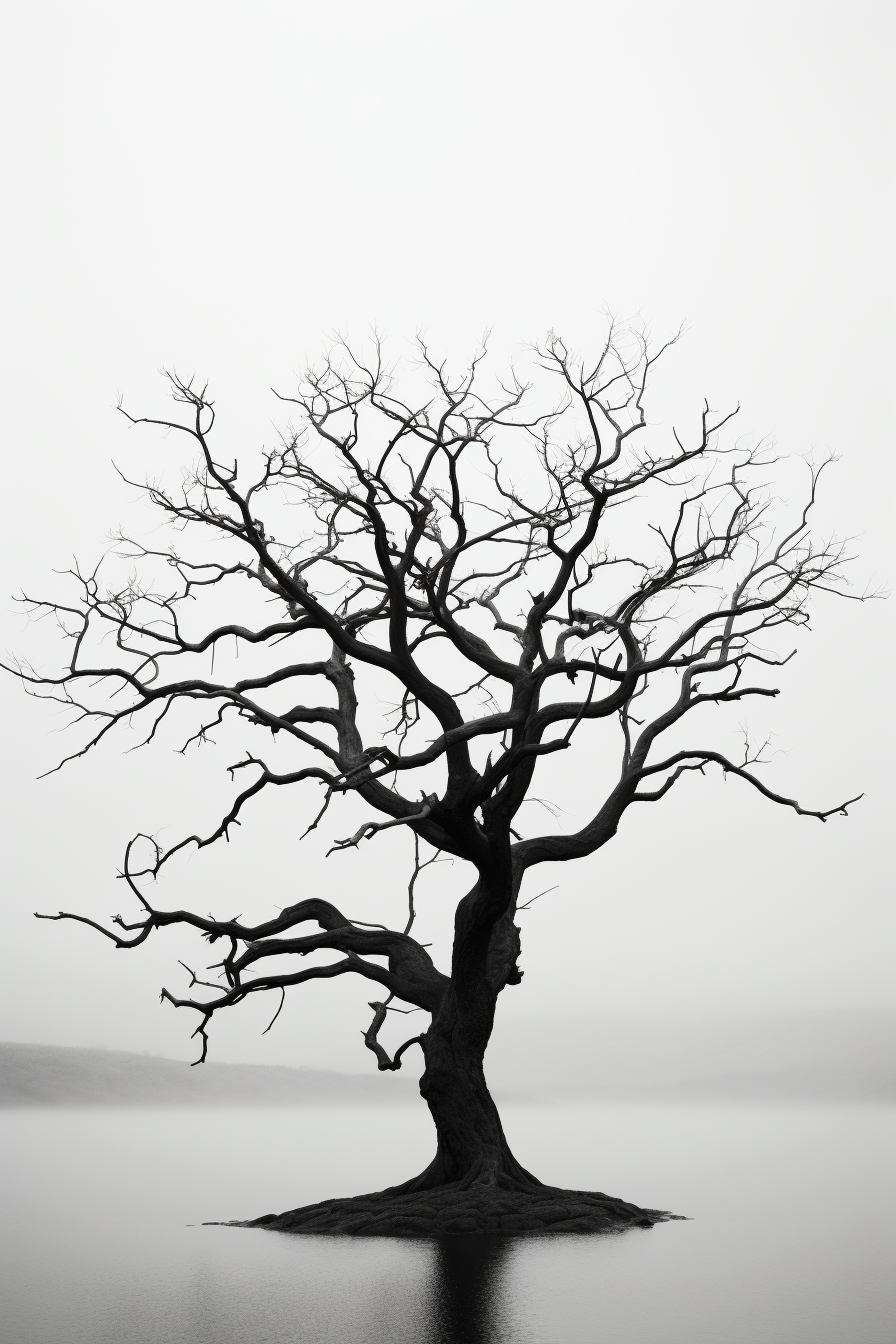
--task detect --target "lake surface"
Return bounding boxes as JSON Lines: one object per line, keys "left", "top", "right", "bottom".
{"left": 1, "top": 1104, "right": 892, "bottom": 1343}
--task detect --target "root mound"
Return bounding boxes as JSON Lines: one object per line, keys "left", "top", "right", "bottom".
{"left": 223, "top": 1181, "right": 682, "bottom": 1237}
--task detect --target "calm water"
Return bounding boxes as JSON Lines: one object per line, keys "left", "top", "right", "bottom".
{"left": 0, "top": 1104, "right": 892, "bottom": 1343}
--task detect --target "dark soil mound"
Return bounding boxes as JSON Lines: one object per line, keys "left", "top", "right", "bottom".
{"left": 221, "top": 1182, "right": 682, "bottom": 1237}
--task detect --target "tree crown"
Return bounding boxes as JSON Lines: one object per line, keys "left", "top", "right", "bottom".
{"left": 10, "top": 325, "right": 863, "bottom": 1062}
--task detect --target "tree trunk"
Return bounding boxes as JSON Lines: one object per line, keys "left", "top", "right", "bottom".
{"left": 400, "top": 875, "right": 538, "bottom": 1189}
{"left": 409, "top": 989, "right": 540, "bottom": 1191}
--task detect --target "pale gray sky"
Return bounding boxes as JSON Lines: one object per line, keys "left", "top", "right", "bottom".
{"left": 1, "top": 1, "right": 892, "bottom": 1067}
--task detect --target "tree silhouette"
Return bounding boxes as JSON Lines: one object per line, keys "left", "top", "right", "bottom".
{"left": 9, "top": 325, "right": 863, "bottom": 1234}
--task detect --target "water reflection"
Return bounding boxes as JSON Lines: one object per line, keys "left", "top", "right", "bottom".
{"left": 427, "top": 1235, "right": 513, "bottom": 1344}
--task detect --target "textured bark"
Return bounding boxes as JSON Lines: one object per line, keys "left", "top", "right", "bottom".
{"left": 410, "top": 994, "right": 539, "bottom": 1191}
{"left": 402, "top": 876, "right": 531, "bottom": 1190}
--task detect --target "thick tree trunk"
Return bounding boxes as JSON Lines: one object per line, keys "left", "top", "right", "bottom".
{"left": 398, "top": 875, "right": 537, "bottom": 1189}
{"left": 408, "top": 990, "right": 540, "bottom": 1191}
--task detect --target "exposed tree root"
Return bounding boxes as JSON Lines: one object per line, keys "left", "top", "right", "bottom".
{"left": 218, "top": 1180, "right": 683, "bottom": 1237}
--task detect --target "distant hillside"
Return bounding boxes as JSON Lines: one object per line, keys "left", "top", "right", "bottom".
{"left": 0, "top": 1043, "right": 418, "bottom": 1108}
{"left": 486, "top": 1011, "right": 896, "bottom": 1104}
{"left": 2, "top": 1011, "right": 893, "bottom": 1107}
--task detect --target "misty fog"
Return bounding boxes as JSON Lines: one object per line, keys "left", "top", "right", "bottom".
{"left": 1, "top": 2, "right": 892, "bottom": 1341}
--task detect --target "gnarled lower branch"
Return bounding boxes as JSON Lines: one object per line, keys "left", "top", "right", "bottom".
{"left": 362, "top": 1000, "right": 425, "bottom": 1071}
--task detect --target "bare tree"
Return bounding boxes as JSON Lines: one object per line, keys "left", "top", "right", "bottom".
{"left": 8, "top": 325, "right": 864, "bottom": 1235}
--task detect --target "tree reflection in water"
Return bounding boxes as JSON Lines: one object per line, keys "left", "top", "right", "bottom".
{"left": 427, "top": 1235, "right": 515, "bottom": 1344}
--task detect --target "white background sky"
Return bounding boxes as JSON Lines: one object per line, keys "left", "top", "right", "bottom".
{"left": 1, "top": 1, "right": 892, "bottom": 1069}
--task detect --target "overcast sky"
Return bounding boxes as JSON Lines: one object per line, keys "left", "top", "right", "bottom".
{"left": 1, "top": 1, "right": 892, "bottom": 1068}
